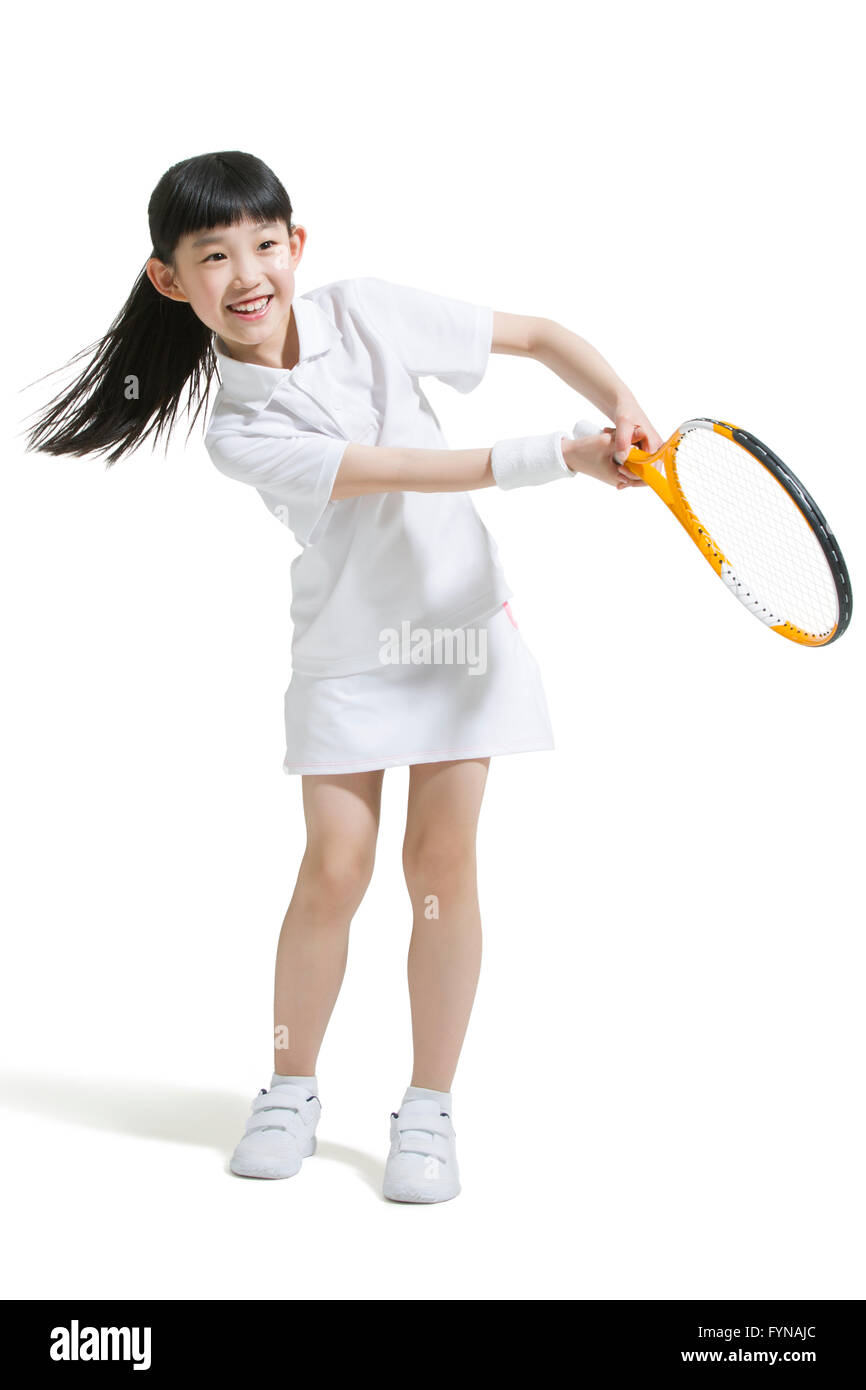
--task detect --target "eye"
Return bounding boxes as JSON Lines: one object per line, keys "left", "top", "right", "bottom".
{"left": 202, "top": 241, "right": 278, "bottom": 263}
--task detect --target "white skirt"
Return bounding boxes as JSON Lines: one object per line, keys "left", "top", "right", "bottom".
{"left": 282, "top": 600, "right": 555, "bottom": 775}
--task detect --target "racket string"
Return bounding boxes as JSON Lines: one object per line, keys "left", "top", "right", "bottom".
{"left": 671, "top": 430, "right": 838, "bottom": 638}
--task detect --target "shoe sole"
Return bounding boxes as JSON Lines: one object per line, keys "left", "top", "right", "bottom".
{"left": 383, "top": 1182, "right": 461, "bottom": 1204}
{"left": 230, "top": 1136, "right": 316, "bottom": 1179}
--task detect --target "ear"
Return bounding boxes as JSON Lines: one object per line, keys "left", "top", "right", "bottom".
{"left": 146, "top": 256, "right": 188, "bottom": 303}
{"left": 288, "top": 223, "right": 307, "bottom": 266}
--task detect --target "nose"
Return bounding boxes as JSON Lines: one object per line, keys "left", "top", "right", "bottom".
{"left": 229, "top": 252, "right": 267, "bottom": 293}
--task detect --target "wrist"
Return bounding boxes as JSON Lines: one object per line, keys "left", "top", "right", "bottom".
{"left": 490, "top": 431, "right": 578, "bottom": 489}
{"left": 612, "top": 388, "right": 639, "bottom": 422}
{"left": 561, "top": 437, "right": 581, "bottom": 474}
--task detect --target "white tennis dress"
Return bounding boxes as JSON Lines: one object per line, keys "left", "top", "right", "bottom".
{"left": 204, "top": 276, "right": 556, "bottom": 775}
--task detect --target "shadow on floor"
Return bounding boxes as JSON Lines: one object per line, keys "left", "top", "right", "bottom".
{"left": 0, "top": 1071, "right": 383, "bottom": 1195}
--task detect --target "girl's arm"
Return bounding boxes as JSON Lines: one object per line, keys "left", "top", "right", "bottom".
{"left": 331, "top": 313, "right": 661, "bottom": 499}
{"left": 331, "top": 443, "right": 499, "bottom": 497}
{"left": 511, "top": 313, "right": 663, "bottom": 460}
{"left": 331, "top": 433, "right": 633, "bottom": 499}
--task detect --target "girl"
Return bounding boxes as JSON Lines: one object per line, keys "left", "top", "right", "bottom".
{"left": 26, "top": 150, "right": 662, "bottom": 1204}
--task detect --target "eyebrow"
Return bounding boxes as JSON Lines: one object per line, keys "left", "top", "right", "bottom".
{"left": 190, "top": 222, "right": 278, "bottom": 249}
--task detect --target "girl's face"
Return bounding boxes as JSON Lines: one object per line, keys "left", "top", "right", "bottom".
{"left": 147, "top": 217, "right": 304, "bottom": 360}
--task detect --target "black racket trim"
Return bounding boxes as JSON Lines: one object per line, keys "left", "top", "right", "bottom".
{"left": 685, "top": 419, "right": 852, "bottom": 643}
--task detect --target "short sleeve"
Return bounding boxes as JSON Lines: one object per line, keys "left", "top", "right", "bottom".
{"left": 206, "top": 427, "right": 348, "bottom": 548}
{"left": 353, "top": 276, "right": 493, "bottom": 394}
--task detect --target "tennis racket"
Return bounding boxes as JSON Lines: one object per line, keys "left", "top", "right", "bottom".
{"left": 572, "top": 417, "right": 852, "bottom": 646}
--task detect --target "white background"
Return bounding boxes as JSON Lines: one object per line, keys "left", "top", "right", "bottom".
{"left": 2, "top": 0, "right": 863, "bottom": 1301}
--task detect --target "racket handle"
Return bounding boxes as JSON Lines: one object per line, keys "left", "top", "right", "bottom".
{"left": 571, "top": 418, "right": 606, "bottom": 440}
{"left": 572, "top": 417, "right": 631, "bottom": 469}
{"left": 572, "top": 417, "right": 648, "bottom": 468}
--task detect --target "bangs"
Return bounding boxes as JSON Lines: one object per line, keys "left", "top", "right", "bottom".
{"left": 149, "top": 151, "right": 293, "bottom": 261}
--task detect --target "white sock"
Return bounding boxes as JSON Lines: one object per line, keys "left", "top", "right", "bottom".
{"left": 402, "top": 1084, "right": 451, "bottom": 1113}
{"left": 271, "top": 1072, "right": 318, "bottom": 1095}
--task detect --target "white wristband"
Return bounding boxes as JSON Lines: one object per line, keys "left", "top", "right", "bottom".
{"left": 490, "top": 430, "right": 577, "bottom": 490}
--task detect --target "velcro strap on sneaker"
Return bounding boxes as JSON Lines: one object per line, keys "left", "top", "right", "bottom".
{"left": 398, "top": 1129, "right": 451, "bottom": 1162}
{"left": 396, "top": 1112, "right": 451, "bottom": 1139}
{"left": 248, "top": 1087, "right": 317, "bottom": 1130}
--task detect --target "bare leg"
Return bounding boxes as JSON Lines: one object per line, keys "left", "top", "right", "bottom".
{"left": 273, "top": 769, "right": 384, "bottom": 1076}
{"left": 401, "top": 757, "right": 490, "bottom": 1092}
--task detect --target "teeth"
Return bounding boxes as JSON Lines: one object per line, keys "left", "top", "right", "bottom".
{"left": 230, "top": 296, "right": 270, "bottom": 313}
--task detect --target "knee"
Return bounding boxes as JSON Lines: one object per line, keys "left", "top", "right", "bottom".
{"left": 402, "top": 833, "right": 476, "bottom": 891}
{"left": 299, "top": 844, "right": 375, "bottom": 917}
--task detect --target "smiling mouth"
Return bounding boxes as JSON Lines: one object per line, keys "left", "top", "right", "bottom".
{"left": 227, "top": 295, "right": 273, "bottom": 318}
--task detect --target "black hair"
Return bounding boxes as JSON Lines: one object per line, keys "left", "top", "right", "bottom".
{"left": 22, "top": 151, "right": 296, "bottom": 465}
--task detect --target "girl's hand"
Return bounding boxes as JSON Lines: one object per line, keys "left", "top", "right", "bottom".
{"left": 563, "top": 430, "right": 636, "bottom": 489}
{"left": 611, "top": 404, "right": 664, "bottom": 489}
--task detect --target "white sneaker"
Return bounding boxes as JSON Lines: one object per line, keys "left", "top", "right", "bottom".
{"left": 383, "top": 1098, "right": 461, "bottom": 1203}
{"left": 230, "top": 1083, "right": 321, "bottom": 1179}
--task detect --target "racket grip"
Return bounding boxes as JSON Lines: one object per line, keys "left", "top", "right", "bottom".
{"left": 571, "top": 418, "right": 607, "bottom": 439}
{"left": 573, "top": 417, "right": 636, "bottom": 467}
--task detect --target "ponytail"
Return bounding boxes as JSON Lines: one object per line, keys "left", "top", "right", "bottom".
{"left": 23, "top": 261, "right": 216, "bottom": 465}
{"left": 23, "top": 150, "right": 295, "bottom": 466}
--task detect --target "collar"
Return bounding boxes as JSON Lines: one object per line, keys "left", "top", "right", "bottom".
{"left": 213, "top": 294, "right": 342, "bottom": 412}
